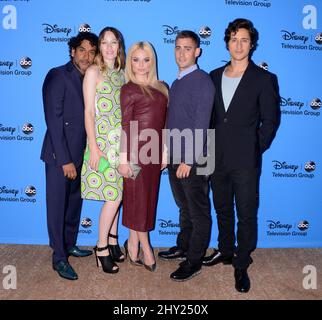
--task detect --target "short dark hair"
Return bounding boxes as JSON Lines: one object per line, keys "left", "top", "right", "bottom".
{"left": 224, "top": 18, "right": 258, "bottom": 54}
{"left": 175, "top": 30, "right": 200, "bottom": 47}
{"left": 68, "top": 32, "right": 99, "bottom": 60}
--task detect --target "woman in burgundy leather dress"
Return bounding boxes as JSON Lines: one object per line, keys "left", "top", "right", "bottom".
{"left": 118, "top": 42, "right": 168, "bottom": 271}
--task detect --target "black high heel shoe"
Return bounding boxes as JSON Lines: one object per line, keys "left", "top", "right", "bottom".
{"left": 93, "top": 244, "right": 119, "bottom": 274}
{"left": 108, "top": 233, "right": 125, "bottom": 263}
{"left": 123, "top": 240, "right": 143, "bottom": 266}
{"left": 143, "top": 248, "right": 157, "bottom": 272}
{"left": 144, "top": 262, "right": 157, "bottom": 272}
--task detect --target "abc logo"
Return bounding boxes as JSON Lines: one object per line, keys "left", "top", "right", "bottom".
{"left": 297, "top": 220, "right": 309, "bottom": 231}
{"left": 315, "top": 33, "right": 322, "bottom": 45}
{"left": 22, "top": 123, "right": 34, "bottom": 135}
{"left": 20, "top": 57, "right": 32, "bottom": 69}
{"left": 199, "top": 26, "right": 212, "bottom": 39}
{"left": 305, "top": 161, "right": 316, "bottom": 172}
{"left": 79, "top": 24, "right": 91, "bottom": 33}
{"left": 81, "top": 217, "right": 92, "bottom": 228}
{"left": 25, "top": 186, "right": 36, "bottom": 197}
{"left": 259, "top": 62, "right": 268, "bottom": 71}
{"left": 310, "top": 98, "right": 321, "bottom": 110}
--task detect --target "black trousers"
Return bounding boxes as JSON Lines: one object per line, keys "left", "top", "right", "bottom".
{"left": 45, "top": 163, "right": 83, "bottom": 265}
{"left": 168, "top": 165, "right": 211, "bottom": 266}
{"left": 210, "top": 167, "right": 259, "bottom": 270}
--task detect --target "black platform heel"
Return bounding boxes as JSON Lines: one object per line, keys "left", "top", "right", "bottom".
{"left": 123, "top": 240, "right": 143, "bottom": 266}
{"left": 93, "top": 244, "right": 119, "bottom": 274}
{"left": 108, "top": 233, "right": 125, "bottom": 263}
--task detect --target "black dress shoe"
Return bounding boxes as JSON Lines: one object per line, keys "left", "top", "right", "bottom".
{"left": 53, "top": 261, "right": 78, "bottom": 280}
{"left": 158, "top": 246, "right": 186, "bottom": 261}
{"left": 234, "top": 268, "right": 250, "bottom": 293}
{"left": 68, "top": 245, "right": 93, "bottom": 257}
{"left": 170, "top": 261, "right": 201, "bottom": 282}
{"left": 202, "top": 249, "right": 233, "bottom": 266}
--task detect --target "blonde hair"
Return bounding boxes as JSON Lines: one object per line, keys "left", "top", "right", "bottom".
{"left": 94, "top": 27, "right": 126, "bottom": 73}
{"left": 125, "top": 41, "right": 168, "bottom": 98}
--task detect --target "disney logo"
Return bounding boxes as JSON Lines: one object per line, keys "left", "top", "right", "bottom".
{"left": 280, "top": 97, "right": 304, "bottom": 109}
{"left": 267, "top": 220, "right": 292, "bottom": 231}
{"left": 0, "top": 61, "right": 14, "bottom": 69}
{"left": 162, "top": 25, "right": 181, "bottom": 36}
{"left": 0, "top": 186, "right": 19, "bottom": 197}
{"left": 42, "top": 23, "right": 72, "bottom": 37}
{"left": 158, "top": 219, "right": 180, "bottom": 228}
{"left": 0, "top": 124, "right": 16, "bottom": 135}
{"left": 272, "top": 161, "right": 299, "bottom": 172}
{"left": 281, "top": 30, "right": 309, "bottom": 44}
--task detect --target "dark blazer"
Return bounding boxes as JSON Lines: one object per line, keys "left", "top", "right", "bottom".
{"left": 210, "top": 60, "right": 280, "bottom": 170}
{"left": 40, "top": 61, "right": 86, "bottom": 167}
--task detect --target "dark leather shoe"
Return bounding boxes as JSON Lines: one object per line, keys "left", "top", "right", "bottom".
{"left": 68, "top": 245, "right": 93, "bottom": 257}
{"left": 202, "top": 249, "right": 233, "bottom": 266}
{"left": 158, "top": 246, "right": 186, "bottom": 261}
{"left": 53, "top": 261, "right": 78, "bottom": 280}
{"left": 234, "top": 268, "right": 250, "bottom": 293}
{"left": 170, "top": 261, "right": 201, "bottom": 282}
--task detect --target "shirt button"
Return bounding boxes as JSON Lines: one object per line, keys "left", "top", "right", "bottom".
{"left": 65, "top": 122, "right": 69, "bottom": 125}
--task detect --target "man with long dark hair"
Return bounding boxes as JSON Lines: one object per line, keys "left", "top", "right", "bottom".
{"left": 203, "top": 19, "right": 280, "bottom": 292}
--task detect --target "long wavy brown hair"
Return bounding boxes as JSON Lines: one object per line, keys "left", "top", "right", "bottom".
{"left": 94, "top": 26, "right": 126, "bottom": 73}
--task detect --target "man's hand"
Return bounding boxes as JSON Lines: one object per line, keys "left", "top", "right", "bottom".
{"left": 62, "top": 163, "right": 77, "bottom": 180}
{"left": 176, "top": 163, "right": 192, "bottom": 179}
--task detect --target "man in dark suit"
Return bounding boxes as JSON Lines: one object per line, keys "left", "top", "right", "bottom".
{"left": 203, "top": 19, "right": 280, "bottom": 292}
{"left": 41, "top": 32, "right": 98, "bottom": 280}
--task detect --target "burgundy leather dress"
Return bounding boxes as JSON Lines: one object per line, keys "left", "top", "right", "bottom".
{"left": 120, "top": 82, "right": 168, "bottom": 231}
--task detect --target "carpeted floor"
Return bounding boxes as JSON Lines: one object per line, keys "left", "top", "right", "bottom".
{"left": 0, "top": 245, "right": 321, "bottom": 300}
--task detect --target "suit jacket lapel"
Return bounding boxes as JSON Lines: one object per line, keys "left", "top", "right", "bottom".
{"left": 216, "top": 66, "right": 226, "bottom": 114}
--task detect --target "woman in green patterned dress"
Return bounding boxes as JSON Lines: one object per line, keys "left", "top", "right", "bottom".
{"left": 81, "top": 27, "right": 125, "bottom": 273}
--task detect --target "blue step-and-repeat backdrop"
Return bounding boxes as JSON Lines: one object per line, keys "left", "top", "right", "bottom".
{"left": 0, "top": 0, "right": 321, "bottom": 248}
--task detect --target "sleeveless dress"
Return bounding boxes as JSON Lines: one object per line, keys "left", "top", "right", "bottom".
{"left": 81, "top": 69, "right": 124, "bottom": 201}
{"left": 120, "top": 82, "right": 168, "bottom": 231}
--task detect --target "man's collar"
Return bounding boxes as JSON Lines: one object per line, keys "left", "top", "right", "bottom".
{"left": 177, "top": 64, "right": 198, "bottom": 80}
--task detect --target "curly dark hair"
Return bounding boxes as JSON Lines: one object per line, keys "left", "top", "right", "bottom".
{"left": 68, "top": 32, "right": 99, "bottom": 60}
{"left": 224, "top": 18, "right": 259, "bottom": 55}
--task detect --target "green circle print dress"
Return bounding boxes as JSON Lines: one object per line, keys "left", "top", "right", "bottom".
{"left": 81, "top": 68, "right": 124, "bottom": 201}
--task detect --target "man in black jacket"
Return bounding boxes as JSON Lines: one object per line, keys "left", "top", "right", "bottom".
{"left": 203, "top": 19, "right": 280, "bottom": 292}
